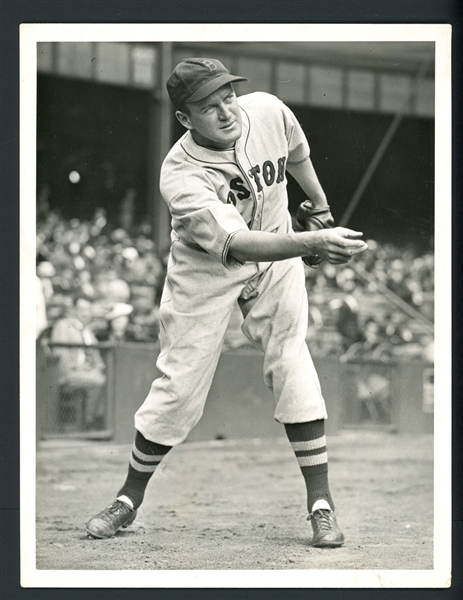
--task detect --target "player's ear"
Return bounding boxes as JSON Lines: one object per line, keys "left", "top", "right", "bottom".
{"left": 175, "top": 110, "right": 193, "bottom": 130}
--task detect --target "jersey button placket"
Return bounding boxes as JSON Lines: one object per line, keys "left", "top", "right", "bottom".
{"left": 233, "top": 155, "right": 258, "bottom": 229}
{"left": 254, "top": 191, "right": 263, "bottom": 229}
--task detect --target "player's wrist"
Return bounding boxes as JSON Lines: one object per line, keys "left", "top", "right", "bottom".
{"left": 299, "top": 230, "right": 324, "bottom": 256}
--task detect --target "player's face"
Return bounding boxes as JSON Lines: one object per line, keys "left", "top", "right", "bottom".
{"left": 176, "top": 84, "right": 242, "bottom": 150}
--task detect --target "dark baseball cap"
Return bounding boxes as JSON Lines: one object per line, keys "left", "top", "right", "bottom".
{"left": 166, "top": 58, "right": 248, "bottom": 110}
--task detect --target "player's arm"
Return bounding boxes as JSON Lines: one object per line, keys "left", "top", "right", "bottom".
{"left": 228, "top": 227, "right": 367, "bottom": 264}
{"left": 286, "top": 158, "right": 328, "bottom": 208}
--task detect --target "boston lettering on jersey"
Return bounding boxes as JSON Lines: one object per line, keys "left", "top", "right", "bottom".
{"left": 227, "top": 156, "right": 287, "bottom": 206}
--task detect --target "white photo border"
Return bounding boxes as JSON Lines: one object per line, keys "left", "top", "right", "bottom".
{"left": 20, "top": 22, "right": 452, "bottom": 589}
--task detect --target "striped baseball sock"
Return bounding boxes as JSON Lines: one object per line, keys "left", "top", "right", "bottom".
{"left": 116, "top": 430, "right": 172, "bottom": 510}
{"left": 284, "top": 420, "right": 334, "bottom": 513}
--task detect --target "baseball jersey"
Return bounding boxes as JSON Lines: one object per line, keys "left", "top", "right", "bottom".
{"left": 160, "top": 92, "right": 311, "bottom": 271}
{"left": 136, "top": 93, "right": 327, "bottom": 445}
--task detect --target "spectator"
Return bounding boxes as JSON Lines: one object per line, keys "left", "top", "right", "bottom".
{"left": 36, "top": 275, "right": 48, "bottom": 339}
{"left": 50, "top": 295, "right": 106, "bottom": 429}
{"left": 76, "top": 269, "right": 96, "bottom": 300}
{"left": 94, "top": 269, "right": 131, "bottom": 304}
{"left": 420, "top": 335, "right": 434, "bottom": 363}
{"left": 342, "top": 317, "right": 392, "bottom": 361}
{"left": 99, "top": 302, "right": 134, "bottom": 344}
{"left": 330, "top": 296, "right": 363, "bottom": 353}
{"left": 36, "top": 260, "right": 55, "bottom": 302}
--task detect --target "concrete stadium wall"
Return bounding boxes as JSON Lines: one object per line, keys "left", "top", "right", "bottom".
{"left": 36, "top": 343, "right": 433, "bottom": 444}
{"left": 110, "top": 345, "right": 344, "bottom": 444}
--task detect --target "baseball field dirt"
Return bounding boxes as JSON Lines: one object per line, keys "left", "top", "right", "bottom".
{"left": 35, "top": 429, "right": 433, "bottom": 573}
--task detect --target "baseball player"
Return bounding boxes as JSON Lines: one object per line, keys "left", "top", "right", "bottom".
{"left": 86, "top": 58, "right": 368, "bottom": 548}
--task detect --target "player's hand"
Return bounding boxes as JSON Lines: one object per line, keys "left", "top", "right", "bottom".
{"left": 308, "top": 227, "right": 368, "bottom": 264}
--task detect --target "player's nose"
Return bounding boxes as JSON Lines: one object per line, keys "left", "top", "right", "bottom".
{"left": 217, "top": 102, "right": 232, "bottom": 121}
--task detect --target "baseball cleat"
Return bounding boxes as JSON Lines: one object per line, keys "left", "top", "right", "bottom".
{"left": 308, "top": 509, "right": 345, "bottom": 548}
{"left": 85, "top": 500, "right": 137, "bottom": 539}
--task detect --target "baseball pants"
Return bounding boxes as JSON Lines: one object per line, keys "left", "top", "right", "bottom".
{"left": 135, "top": 239, "right": 327, "bottom": 446}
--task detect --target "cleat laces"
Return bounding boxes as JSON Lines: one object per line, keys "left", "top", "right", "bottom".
{"left": 309, "top": 509, "right": 333, "bottom": 531}
{"left": 101, "top": 501, "right": 132, "bottom": 524}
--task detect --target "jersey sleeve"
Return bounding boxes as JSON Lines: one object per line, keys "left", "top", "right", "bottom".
{"left": 161, "top": 159, "right": 248, "bottom": 270}
{"left": 239, "top": 92, "right": 310, "bottom": 165}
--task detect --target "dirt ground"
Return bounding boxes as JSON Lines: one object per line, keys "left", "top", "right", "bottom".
{"left": 35, "top": 429, "right": 433, "bottom": 572}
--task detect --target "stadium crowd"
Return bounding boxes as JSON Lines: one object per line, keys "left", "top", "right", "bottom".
{"left": 36, "top": 208, "right": 434, "bottom": 363}
{"left": 36, "top": 208, "right": 166, "bottom": 344}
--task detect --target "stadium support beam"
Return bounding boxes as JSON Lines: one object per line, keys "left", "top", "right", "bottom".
{"left": 353, "top": 263, "right": 434, "bottom": 334}
{"left": 148, "top": 42, "right": 173, "bottom": 255}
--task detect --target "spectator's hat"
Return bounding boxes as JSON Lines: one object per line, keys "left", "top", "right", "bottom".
{"left": 166, "top": 58, "right": 247, "bottom": 110}
{"left": 106, "top": 302, "right": 133, "bottom": 321}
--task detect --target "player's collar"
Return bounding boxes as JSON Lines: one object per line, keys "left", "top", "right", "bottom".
{"left": 180, "top": 107, "right": 250, "bottom": 164}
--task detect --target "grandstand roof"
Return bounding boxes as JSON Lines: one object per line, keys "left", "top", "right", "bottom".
{"left": 176, "top": 42, "right": 435, "bottom": 76}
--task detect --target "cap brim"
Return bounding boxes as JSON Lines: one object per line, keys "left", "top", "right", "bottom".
{"left": 185, "top": 74, "right": 248, "bottom": 105}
